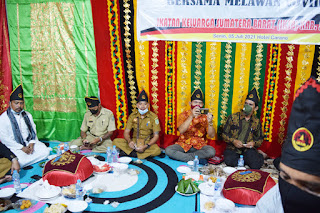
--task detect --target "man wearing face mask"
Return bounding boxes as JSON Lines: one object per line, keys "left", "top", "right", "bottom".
{"left": 254, "top": 76, "right": 320, "bottom": 213}
{"left": 113, "top": 90, "right": 161, "bottom": 159}
{"left": 69, "top": 96, "right": 116, "bottom": 152}
{"left": 165, "top": 88, "right": 216, "bottom": 164}
{"left": 222, "top": 88, "right": 264, "bottom": 169}
{"left": 0, "top": 85, "right": 50, "bottom": 167}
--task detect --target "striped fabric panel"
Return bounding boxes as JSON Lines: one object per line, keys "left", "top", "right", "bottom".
{"left": 107, "top": 0, "right": 128, "bottom": 129}
{"left": 217, "top": 42, "right": 236, "bottom": 127}
{"left": 231, "top": 43, "right": 252, "bottom": 114}
{"left": 294, "top": 45, "right": 315, "bottom": 95}
{"left": 177, "top": 41, "right": 192, "bottom": 115}
{"left": 191, "top": 42, "right": 206, "bottom": 101}
{"left": 135, "top": 40, "right": 149, "bottom": 94}
{"left": 119, "top": 0, "right": 137, "bottom": 114}
{"left": 261, "top": 44, "right": 282, "bottom": 143}
{"left": 205, "top": 42, "right": 221, "bottom": 139}
{"left": 165, "top": 41, "right": 177, "bottom": 135}
{"left": 248, "top": 43, "right": 268, "bottom": 117}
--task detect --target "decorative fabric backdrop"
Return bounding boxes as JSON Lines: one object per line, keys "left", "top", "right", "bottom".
{"left": 4, "top": 0, "right": 320, "bottom": 158}
{"left": 91, "top": 0, "right": 320, "bottom": 158}
{"left": 6, "top": 0, "right": 98, "bottom": 141}
{"left": 0, "top": 0, "right": 11, "bottom": 115}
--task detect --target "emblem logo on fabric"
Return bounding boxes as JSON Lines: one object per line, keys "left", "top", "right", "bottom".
{"left": 292, "top": 127, "right": 314, "bottom": 152}
{"left": 18, "top": 93, "right": 22, "bottom": 98}
{"left": 142, "top": 95, "right": 146, "bottom": 99}
{"left": 88, "top": 102, "right": 91, "bottom": 106}
{"left": 196, "top": 94, "right": 200, "bottom": 98}
{"left": 51, "top": 152, "right": 76, "bottom": 166}
{"left": 231, "top": 171, "right": 261, "bottom": 182}
{"left": 249, "top": 94, "right": 253, "bottom": 98}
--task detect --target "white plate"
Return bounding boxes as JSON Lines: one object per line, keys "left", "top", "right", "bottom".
{"left": 118, "top": 157, "right": 132, "bottom": 164}
{"left": 36, "top": 194, "right": 60, "bottom": 201}
{"left": 177, "top": 166, "right": 191, "bottom": 174}
{"left": 93, "top": 171, "right": 109, "bottom": 175}
{"left": 223, "top": 167, "right": 237, "bottom": 175}
{"left": 198, "top": 182, "right": 215, "bottom": 196}
{"left": 67, "top": 200, "right": 88, "bottom": 212}
{"left": 175, "top": 186, "right": 198, "bottom": 196}
{"left": 215, "top": 198, "right": 235, "bottom": 211}
{"left": 34, "top": 186, "right": 61, "bottom": 199}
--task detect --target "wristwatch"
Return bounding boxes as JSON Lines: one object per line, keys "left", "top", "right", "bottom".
{"left": 146, "top": 144, "right": 151, "bottom": 149}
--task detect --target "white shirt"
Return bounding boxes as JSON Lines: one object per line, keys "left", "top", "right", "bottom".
{"left": 253, "top": 184, "right": 284, "bottom": 213}
{"left": 0, "top": 109, "right": 49, "bottom": 167}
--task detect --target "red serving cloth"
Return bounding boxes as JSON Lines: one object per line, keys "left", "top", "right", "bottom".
{"left": 42, "top": 151, "right": 93, "bottom": 186}
{"left": 222, "top": 169, "right": 276, "bottom": 205}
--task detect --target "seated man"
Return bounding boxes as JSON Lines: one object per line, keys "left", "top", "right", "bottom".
{"left": 254, "top": 76, "right": 320, "bottom": 213}
{"left": 165, "top": 89, "right": 216, "bottom": 164}
{"left": 113, "top": 90, "right": 161, "bottom": 159}
{"left": 222, "top": 88, "right": 264, "bottom": 169}
{"left": 0, "top": 85, "right": 49, "bottom": 168}
{"left": 69, "top": 96, "right": 116, "bottom": 152}
{"left": 0, "top": 142, "right": 20, "bottom": 184}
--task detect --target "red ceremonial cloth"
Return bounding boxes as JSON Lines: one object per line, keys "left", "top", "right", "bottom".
{"left": 0, "top": 0, "right": 12, "bottom": 115}
{"left": 223, "top": 169, "right": 276, "bottom": 205}
{"left": 42, "top": 151, "right": 93, "bottom": 186}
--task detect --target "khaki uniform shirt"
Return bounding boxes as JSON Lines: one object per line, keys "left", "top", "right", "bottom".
{"left": 126, "top": 110, "right": 161, "bottom": 142}
{"left": 81, "top": 107, "right": 116, "bottom": 137}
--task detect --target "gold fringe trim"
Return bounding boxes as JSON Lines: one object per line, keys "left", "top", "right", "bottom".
{"left": 151, "top": 41, "right": 159, "bottom": 114}
{"left": 194, "top": 42, "right": 203, "bottom": 90}
{"left": 236, "top": 43, "right": 248, "bottom": 110}
{"left": 220, "top": 42, "right": 233, "bottom": 125}
{"left": 278, "top": 45, "right": 295, "bottom": 144}
{"left": 138, "top": 41, "right": 147, "bottom": 90}
{"left": 253, "top": 43, "right": 264, "bottom": 90}
{"left": 180, "top": 41, "right": 189, "bottom": 111}
{"left": 207, "top": 42, "right": 218, "bottom": 120}
{"left": 123, "top": 0, "right": 137, "bottom": 108}
{"left": 316, "top": 46, "right": 320, "bottom": 82}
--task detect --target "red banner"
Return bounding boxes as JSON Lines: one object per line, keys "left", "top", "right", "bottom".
{"left": 0, "top": 0, "right": 12, "bottom": 114}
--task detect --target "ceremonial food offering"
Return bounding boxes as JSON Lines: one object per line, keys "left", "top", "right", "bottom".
{"left": 176, "top": 178, "right": 200, "bottom": 196}
{"left": 13, "top": 199, "right": 35, "bottom": 211}
{"left": 44, "top": 203, "right": 67, "bottom": 213}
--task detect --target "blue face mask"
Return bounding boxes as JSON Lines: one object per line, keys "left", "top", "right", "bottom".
{"left": 138, "top": 108, "right": 148, "bottom": 115}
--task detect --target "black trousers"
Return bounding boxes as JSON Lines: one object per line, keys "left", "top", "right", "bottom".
{"left": 224, "top": 148, "right": 264, "bottom": 169}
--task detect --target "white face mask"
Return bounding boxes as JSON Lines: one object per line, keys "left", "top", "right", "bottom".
{"left": 138, "top": 108, "right": 148, "bottom": 115}
{"left": 11, "top": 108, "right": 24, "bottom": 115}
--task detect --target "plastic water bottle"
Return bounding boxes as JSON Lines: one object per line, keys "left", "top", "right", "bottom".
{"left": 193, "top": 155, "right": 199, "bottom": 172}
{"left": 214, "top": 178, "right": 222, "bottom": 196}
{"left": 12, "top": 170, "right": 21, "bottom": 193}
{"left": 112, "top": 145, "right": 118, "bottom": 163}
{"left": 106, "top": 147, "right": 112, "bottom": 163}
{"left": 64, "top": 143, "right": 69, "bottom": 152}
{"left": 76, "top": 179, "right": 83, "bottom": 200}
{"left": 238, "top": 155, "right": 244, "bottom": 167}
